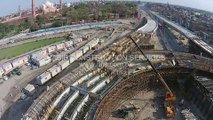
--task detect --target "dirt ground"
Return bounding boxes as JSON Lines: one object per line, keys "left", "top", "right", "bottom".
{"left": 108, "top": 88, "right": 197, "bottom": 120}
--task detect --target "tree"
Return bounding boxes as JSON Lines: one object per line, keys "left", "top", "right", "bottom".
{"left": 52, "top": 21, "right": 63, "bottom": 27}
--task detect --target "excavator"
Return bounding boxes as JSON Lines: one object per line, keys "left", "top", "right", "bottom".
{"left": 127, "top": 35, "right": 176, "bottom": 118}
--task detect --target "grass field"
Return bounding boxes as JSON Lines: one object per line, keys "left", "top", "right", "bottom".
{"left": 0, "top": 36, "right": 66, "bottom": 60}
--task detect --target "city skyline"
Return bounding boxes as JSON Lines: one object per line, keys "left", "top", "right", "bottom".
{"left": 0, "top": 0, "right": 213, "bottom": 17}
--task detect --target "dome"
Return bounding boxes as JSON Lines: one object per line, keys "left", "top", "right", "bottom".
{"left": 44, "top": 0, "right": 54, "bottom": 8}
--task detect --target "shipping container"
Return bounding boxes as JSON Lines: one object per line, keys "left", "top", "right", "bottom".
{"left": 47, "top": 46, "right": 56, "bottom": 53}
{"left": 58, "top": 60, "right": 70, "bottom": 70}
{"left": 47, "top": 65, "right": 61, "bottom": 77}
{"left": 0, "top": 67, "right": 4, "bottom": 76}
{"left": 23, "top": 84, "right": 35, "bottom": 95}
{"left": 12, "top": 58, "right": 24, "bottom": 68}
{"left": 36, "top": 72, "right": 52, "bottom": 85}
{"left": 2, "top": 62, "right": 13, "bottom": 73}
{"left": 32, "top": 56, "right": 51, "bottom": 67}
{"left": 56, "top": 43, "right": 65, "bottom": 50}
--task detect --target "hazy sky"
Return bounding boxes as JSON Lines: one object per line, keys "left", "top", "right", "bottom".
{"left": 0, "top": 0, "right": 213, "bottom": 17}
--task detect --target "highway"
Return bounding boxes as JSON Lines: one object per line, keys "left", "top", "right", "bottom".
{"left": 151, "top": 11, "right": 213, "bottom": 56}
{"left": 137, "top": 10, "right": 158, "bottom": 34}
{"left": 137, "top": 19, "right": 158, "bottom": 33}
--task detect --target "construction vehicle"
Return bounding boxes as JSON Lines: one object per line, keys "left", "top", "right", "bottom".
{"left": 127, "top": 35, "right": 176, "bottom": 118}
{"left": 165, "top": 104, "right": 175, "bottom": 117}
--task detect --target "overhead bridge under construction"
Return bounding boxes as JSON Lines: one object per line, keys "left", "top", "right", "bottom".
{"left": 151, "top": 11, "right": 213, "bottom": 58}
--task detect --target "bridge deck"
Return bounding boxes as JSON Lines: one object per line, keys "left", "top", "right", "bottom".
{"left": 151, "top": 11, "right": 213, "bottom": 55}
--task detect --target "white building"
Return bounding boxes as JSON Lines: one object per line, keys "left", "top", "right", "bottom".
{"left": 42, "top": 0, "right": 57, "bottom": 14}
{"left": 56, "top": 43, "right": 65, "bottom": 51}
{"left": 64, "top": 41, "right": 73, "bottom": 48}
{"left": 47, "top": 46, "right": 56, "bottom": 53}
{"left": 0, "top": 67, "right": 4, "bottom": 76}
{"left": 2, "top": 62, "right": 13, "bottom": 73}
{"left": 32, "top": 55, "right": 51, "bottom": 67}
{"left": 12, "top": 58, "right": 24, "bottom": 68}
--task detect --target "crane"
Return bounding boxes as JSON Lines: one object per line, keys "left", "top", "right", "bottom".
{"left": 127, "top": 35, "right": 176, "bottom": 118}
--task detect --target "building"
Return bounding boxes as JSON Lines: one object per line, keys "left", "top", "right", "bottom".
{"left": 2, "top": 62, "right": 13, "bottom": 73}
{"left": 0, "top": 67, "right": 4, "bottom": 76}
{"left": 42, "top": 0, "right": 57, "bottom": 14}
{"left": 31, "top": 55, "right": 51, "bottom": 67}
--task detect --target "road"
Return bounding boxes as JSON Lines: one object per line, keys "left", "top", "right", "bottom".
{"left": 150, "top": 11, "right": 213, "bottom": 56}
{"left": 159, "top": 27, "right": 188, "bottom": 52}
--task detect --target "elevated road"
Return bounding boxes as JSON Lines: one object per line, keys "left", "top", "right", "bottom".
{"left": 150, "top": 11, "right": 213, "bottom": 56}
{"left": 137, "top": 18, "right": 158, "bottom": 34}
{"left": 137, "top": 11, "right": 158, "bottom": 34}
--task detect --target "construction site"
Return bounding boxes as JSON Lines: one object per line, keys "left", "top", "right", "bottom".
{"left": 0, "top": 1, "right": 212, "bottom": 120}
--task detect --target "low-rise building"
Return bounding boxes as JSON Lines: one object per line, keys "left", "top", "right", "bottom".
{"left": 47, "top": 46, "right": 56, "bottom": 53}
{"left": 64, "top": 41, "right": 73, "bottom": 48}
{"left": 21, "top": 55, "right": 30, "bottom": 63}
{"left": 32, "top": 55, "right": 51, "bottom": 67}
{"left": 2, "top": 62, "right": 13, "bottom": 73}
{"left": 31, "top": 49, "right": 48, "bottom": 59}
{"left": 12, "top": 58, "right": 24, "bottom": 68}
{"left": 0, "top": 67, "right": 4, "bottom": 76}
{"left": 56, "top": 43, "right": 65, "bottom": 50}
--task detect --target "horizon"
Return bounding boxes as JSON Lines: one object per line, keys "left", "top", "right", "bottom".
{"left": 0, "top": 0, "right": 213, "bottom": 17}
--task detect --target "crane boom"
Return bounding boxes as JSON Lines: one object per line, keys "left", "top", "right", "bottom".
{"left": 127, "top": 35, "right": 173, "bottom": 94}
